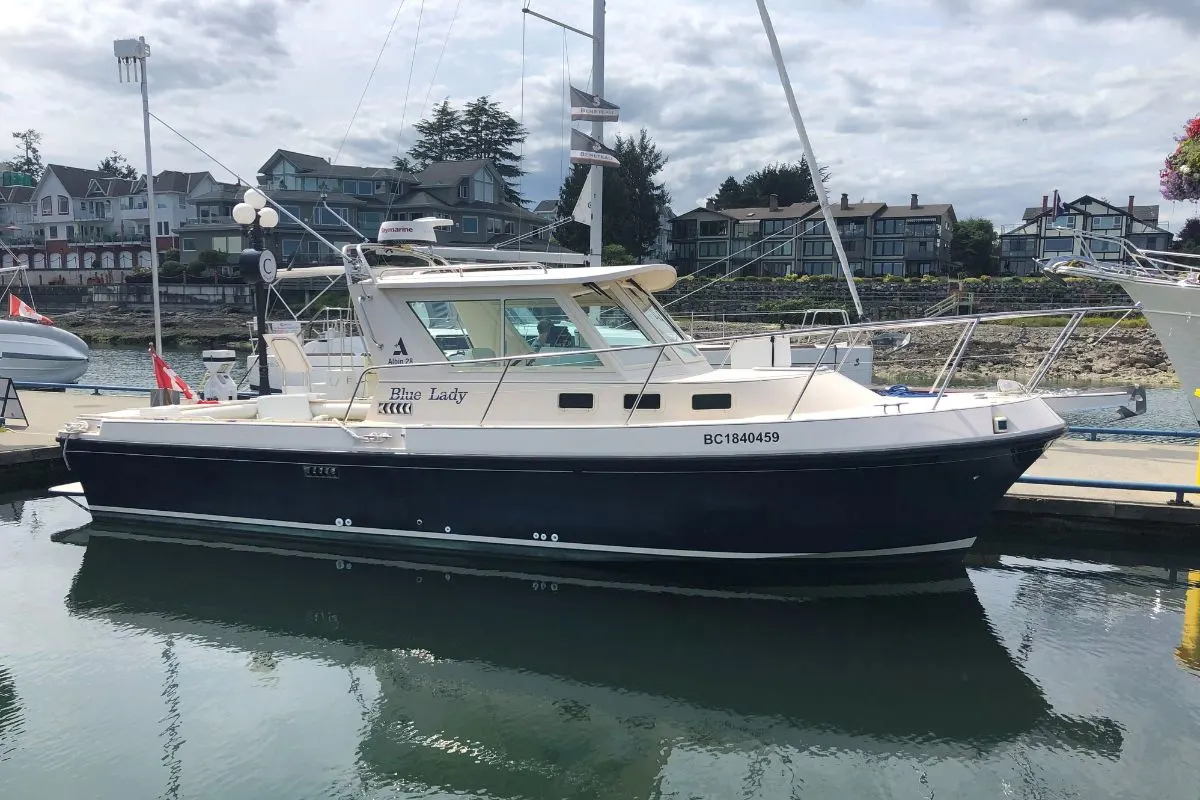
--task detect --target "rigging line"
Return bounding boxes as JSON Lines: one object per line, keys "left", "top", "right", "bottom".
{"left": 559, "top": 29, "right": 568, "bottom": 190}
{"left": 418, "top": 0, "right": 462, "bottom": 118}
{"left": 661, "top": 218, "right": 809, "bottom": 309}
{"left": 394, "top": 0, "right": 426, "bottom": 157}
{"left": 517, "top": 4, "right": 526, "bottom": 218}
{"left": 332, "top": 0, "right": 407, "bottom": 166}
{"left": 383, "top": 0, "right": 426, "bottom": 223}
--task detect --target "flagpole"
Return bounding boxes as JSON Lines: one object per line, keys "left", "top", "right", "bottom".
{"left": 589, "top": 0, "right": 605, "bottom": 268}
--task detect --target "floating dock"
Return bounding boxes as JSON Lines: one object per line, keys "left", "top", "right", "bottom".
{"left": 3, "top": 389, "right": 1200, "bottom": 545}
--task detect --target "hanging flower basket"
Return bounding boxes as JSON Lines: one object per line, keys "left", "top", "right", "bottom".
{"left": 1160, "top": 115, "right": 1200, "bottom": 201}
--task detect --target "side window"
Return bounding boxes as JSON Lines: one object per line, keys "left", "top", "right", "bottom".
{"left": 407, "top": 298, "right": 602, "bottom": 368}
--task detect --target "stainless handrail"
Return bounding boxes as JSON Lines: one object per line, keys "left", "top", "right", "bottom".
{"left": 340, "top": 303, "right": 1139, "bottom": 423}
{"left": 932, "top": 319, "right": 978, "bottom": 410}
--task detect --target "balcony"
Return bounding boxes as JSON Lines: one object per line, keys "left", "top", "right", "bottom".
{"left": 181, "top": 216, "right": 236, "bottom": 227}
{"left": 0, "top": 236, "right": 44, "bottom": 247}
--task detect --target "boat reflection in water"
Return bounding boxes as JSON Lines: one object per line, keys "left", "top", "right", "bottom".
{"left": 64, "top": 527, "right": 1124, "bottom": 795}
{"left": 0, "top": 665, "right": 21, "bottom": 763}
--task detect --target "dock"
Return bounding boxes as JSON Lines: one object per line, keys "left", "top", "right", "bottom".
{"left": 0, "top": 389, "right": 146, "bottom": 492}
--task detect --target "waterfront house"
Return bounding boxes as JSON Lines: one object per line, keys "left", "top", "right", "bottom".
{"left": 668, "top": 193, "right": 955, "bottom": 277}
{"left": 999, "top": 194, "right": 1174, "bottom": 276}
{"left": 177, "top": 150, "right": 552, "bottom": 267}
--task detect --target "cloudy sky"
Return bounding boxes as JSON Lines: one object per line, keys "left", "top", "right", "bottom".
{"left": 2, "top": 0, "right": 1198, "bottom": 232}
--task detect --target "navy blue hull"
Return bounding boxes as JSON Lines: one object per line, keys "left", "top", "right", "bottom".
{"left": 60, "top": 430, "right": 1060, "bottom": 563}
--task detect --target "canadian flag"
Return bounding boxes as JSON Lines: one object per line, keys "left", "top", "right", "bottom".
{"left": 8, "top": 295, "right": 52, "bottom": 325}
{"left": 149, "top": 346, "right": 195, "bottom": 400}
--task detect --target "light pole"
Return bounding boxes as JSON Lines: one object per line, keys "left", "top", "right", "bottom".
{"left": 232, "top": 188, "right": 279, "bottom": 396}
{"left": 114, "top": 36, "right": 163, "bottom": 354}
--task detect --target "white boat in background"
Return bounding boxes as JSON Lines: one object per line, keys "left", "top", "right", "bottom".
{"left": 0, "top": 264, "right": 89, "bottom": 384}
{"left": 1040, "top": 232, "right": 1200, "bottom": 423}
{"left": 0, "top": 319, "right": 90, "bottom": 384}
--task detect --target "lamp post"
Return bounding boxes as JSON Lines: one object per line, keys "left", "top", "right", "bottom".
{"left": 233, "top": 188, "right": 279, "bottom": 396}
{"left": 114, "top": 36, "right": 163, "bottom": 355}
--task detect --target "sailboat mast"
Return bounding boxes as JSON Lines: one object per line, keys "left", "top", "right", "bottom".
{"left": 589, "top": 0, "right": 605, "bottom": 268}
{"left": 755, "top": 0, "right": 865, "bottom": 321}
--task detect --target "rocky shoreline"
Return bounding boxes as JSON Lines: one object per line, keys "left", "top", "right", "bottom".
{"left": 54, "top": 308, "right": 258, "bottom": 350}
{"left": 57, "top": 309, "right": 1180, "bottom": 388}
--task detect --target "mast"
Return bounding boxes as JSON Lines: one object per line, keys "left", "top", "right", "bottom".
{"left": 755, "top": 0, "right": 864, "bottom": 321}
{"left": 589, "top": 0, "right": 605, "bottom": 268}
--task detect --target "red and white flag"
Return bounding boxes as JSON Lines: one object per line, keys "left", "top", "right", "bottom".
{"left": 8, "top": 295, "right": 52, "bottom": 325}
{"left": 149, "top": 346, "right": 194, "bottom": 400}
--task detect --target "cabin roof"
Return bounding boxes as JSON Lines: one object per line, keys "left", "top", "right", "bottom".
{"left": 373, "top": 262, "right": 678, "bottom": 293}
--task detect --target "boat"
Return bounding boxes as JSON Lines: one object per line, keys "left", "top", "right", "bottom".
{"left": 1040, "top": 232, "right": 1200, "bottom": 423}
{"left": 52, "top": 218, "right": 1138, "bottom": 566}
{"left": 0, "top": 264, "right": 89, "bottom": 384}
{"left": 61, "top": 528, "right": 1124, "bottom": 773}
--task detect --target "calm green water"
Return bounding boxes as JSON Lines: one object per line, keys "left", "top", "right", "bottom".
{"left": 0, "top": 494, "right": 1199, "bottom": 799}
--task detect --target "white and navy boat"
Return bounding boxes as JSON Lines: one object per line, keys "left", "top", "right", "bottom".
{"left": 52, "top": 219, "right": 1123, "bottom": 567}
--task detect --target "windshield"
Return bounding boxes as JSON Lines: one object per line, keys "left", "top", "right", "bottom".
{"left": 624, "top": 282, "right": 702, "bottom": 360}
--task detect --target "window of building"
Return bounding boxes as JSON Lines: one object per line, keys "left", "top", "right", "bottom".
{"left": 49, "top": 253, "right": 62, "bottom": 269}
{"left": 1003, "top": 238, "right": 1031, "bottom": 253}
{"left": 672, "top": 219, "right": 697, "bottom": 239}
{"left": 473, "top": 170, "right": 496, "bottom": 203}
{"left": 66, "top": 225, "right": 74, "bottom": 240}
{"left": 803, "top": 260, "right": 835, "bottom": 275}
{"left": 734, "top": 222, "right": 758, "bottom": 238}
{"left": 1043, "top": 237, "right": 1073, "bottom": 253}
{"left": 761, "top": 261, "right": 792, "bottom": 276}
{"left": 280, "top": 239, "right": 299, "bottom": 257}
{"left": 873, "top": 239, "right": 905, "bottom": 256}
{"left": 461, "top": 216, "right": 479, "bottom": 234}
{"left": 503, "top": 220, "right": 516, "bottom": 235}
{"left": 803, "top": 219, "right": 827, "bottom": 235}
{"left": 487, "top": 218, "right": 502, "bottom": 235}
{"left": 870, "top": 261, "right": 905, "bottom": 276}
{"left": 157, "top": 221, "right": 170, "bottom": 236}
{"left": 40, "top": 196, "right": 51, "bottom": 216}
{"left": 343, "top": 179, "right": 373, "bottom": 195}
{"left": 211, "top": 236, "right": 244, "bottom": 253}
{"left": 762, "top": 218, "right": 796, "bottom": 235}
{"left": 280, "top": 204, "right": 301, "bottom": 220}
{"left": 58, "top": 196, "right": 68, "bottom": 215}
{"left": 49, "top": 225, "right": 58, "bottom": 238}
{"left": 698, "top": 220, "right": 728, "bottom": 237}
{"left": 907, "top": 223, "right": 938, "bottom": 238}
{"left": 802, "top": 240, "right": 833, "bottom": 257}
{"left": 1091, "top": 215, "right": 1120, "bottom": 230}
{"left": 873, "top": 219, "right": 904, "bottom": 235}
{"left": 182, "top": 238, "right": 196, "bottom": 251}
{"left": 408, "top": 298, "right": 603, "bottom": 368}
{"left": 1091, "top": 238, "right": 1120, "bottom": 253}
{"left": 66, "top": 253, "right": 79, "bottom": 269}
{"left": 1046, "top": 215, "right": 1076, "bottom": 229}
{"left": 313, "top": 206, "right": 349, "bottom": 226}
{"left": 698, "top": 241, "right": 727, "bottom": 258}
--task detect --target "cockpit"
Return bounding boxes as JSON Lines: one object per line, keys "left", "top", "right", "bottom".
{"left": 405, "top": 278, "right": 703, "bottom": 369}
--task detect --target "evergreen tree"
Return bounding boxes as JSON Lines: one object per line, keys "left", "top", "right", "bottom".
{"left": 97, "top": 150, "right": 139, "bottom": 180}
{"left": 739, "top": 160, "right": 829, "bottom": 207}
{"left": 456, "top": 96, "right": 527, "bottom": 204}
{"left": 404, "top": 100, "right": 463, "bottom": 168}
{"left": 555, "top": 128, "right": 671, "bottom": 258}
{"left": 9, "top": 129, "right": 44, "bottom": 180}
{"left": 710, "top": 176, "right": 745, "bottom": 209}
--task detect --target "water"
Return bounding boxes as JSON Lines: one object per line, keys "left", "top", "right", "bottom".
{"left": 0, "top": 496, "right": 1198, "bottom": 799}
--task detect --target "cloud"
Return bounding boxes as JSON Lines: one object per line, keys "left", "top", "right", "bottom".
{"left": 0, "top": 0, "right": 1197, "bottom": 235}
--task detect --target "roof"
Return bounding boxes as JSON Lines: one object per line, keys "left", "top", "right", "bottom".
{"left": 374, "top": 262, "right": 678, "bottom": 293}
{"left": 414, "top": 160, "right": 495, "bottom": 187}
{"left": 0, "top": 186, "right": 34, "bottom": 203}
{"left": 533, "top": 200, "right": 557, "bottom": 213}
{"left": 151, "top": 170, "right": 212, "bottom": 194}
{"left": 44, "top": 164, "right": 113, "bottom": 197}
{"left": 259, "top": 149, "right": 416, "bottom": 182}
{"left": 722, "top": 202, "right": 817, "bottom": 221}
{"left": 826, "top": 202, "right": 886, "bottom": 219}
{"left": 878, "top": 204, "right": 954, "bottom": 219}
{"left": 1021, "top": 196, "right": 1160, "bottom": 224}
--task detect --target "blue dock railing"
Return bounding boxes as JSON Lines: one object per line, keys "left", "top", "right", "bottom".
{"left": 1009, "top": 425, "right": 1200, "bottom": 506}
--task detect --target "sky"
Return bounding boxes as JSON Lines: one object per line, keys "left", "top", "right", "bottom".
{"left": 2, "top": 0, "right": 1199, "bottom": 233}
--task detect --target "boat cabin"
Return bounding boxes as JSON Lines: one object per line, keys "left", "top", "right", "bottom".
{"left": 237, "top": 223, "right": 881, "bottom": 427}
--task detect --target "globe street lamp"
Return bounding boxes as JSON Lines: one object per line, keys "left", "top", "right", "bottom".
{"left": 233, "top": 188, "right": 279, "bottom": 397}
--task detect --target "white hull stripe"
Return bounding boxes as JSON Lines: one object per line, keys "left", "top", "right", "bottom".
{"left": 87, "top": 505, "right": 976, "bottom": 560}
